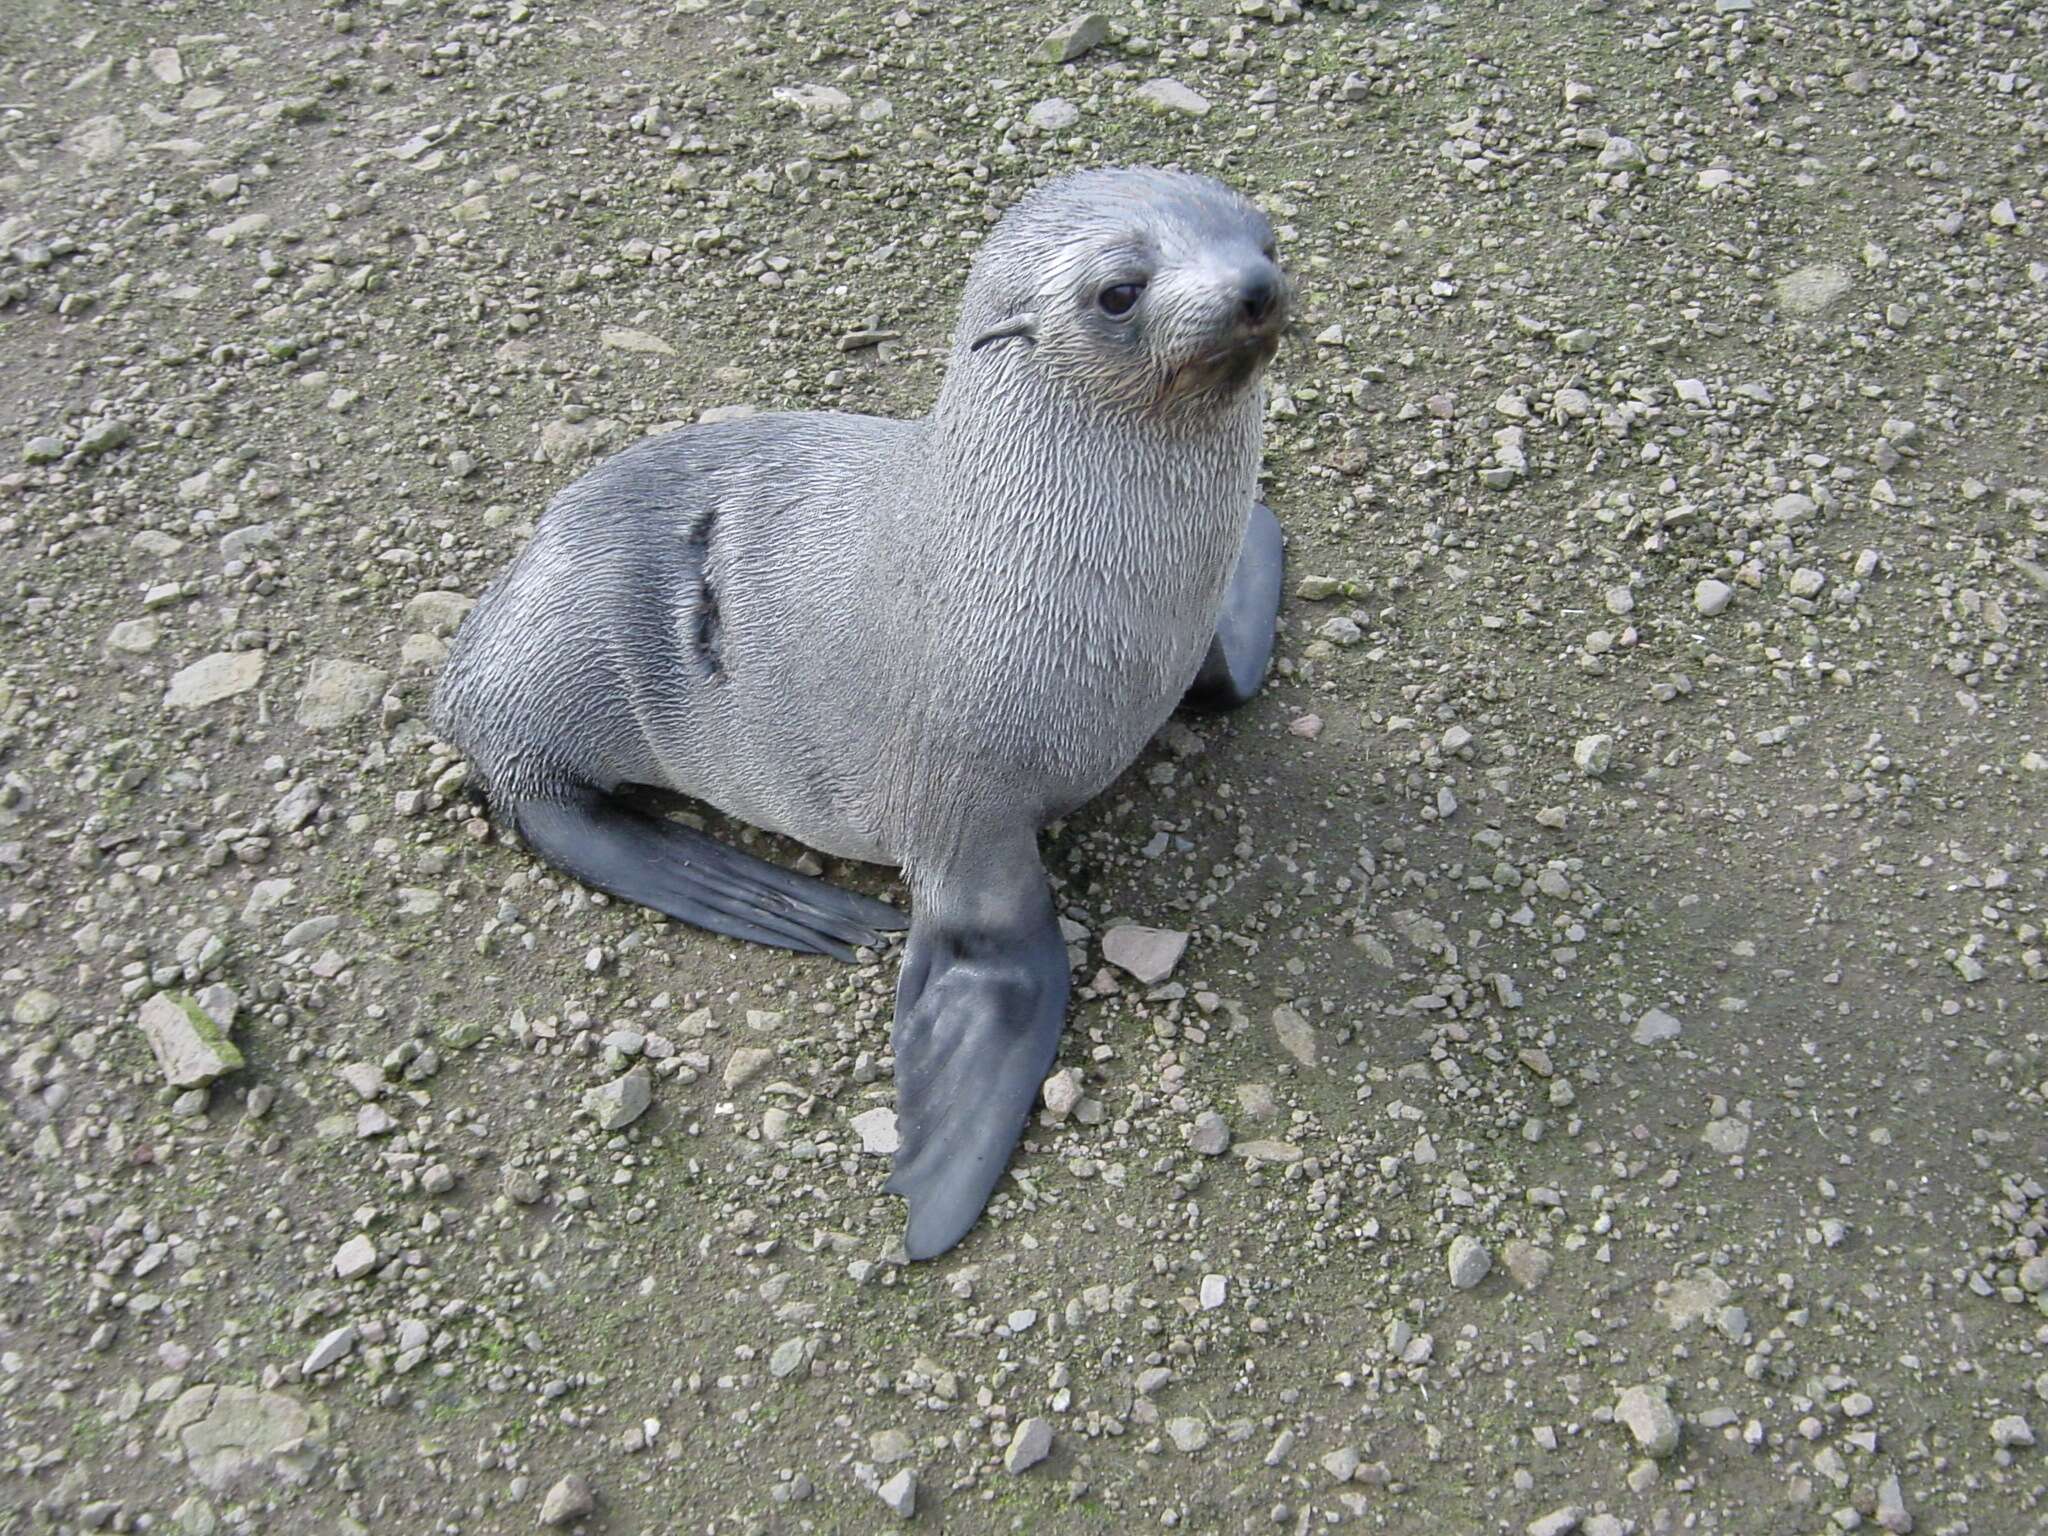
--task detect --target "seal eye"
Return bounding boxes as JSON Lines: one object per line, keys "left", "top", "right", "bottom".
{"left": 1097, "top": 281, "right": 1146, "bottom": 317}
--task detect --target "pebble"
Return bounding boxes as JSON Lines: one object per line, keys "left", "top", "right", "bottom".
{"left": 1632, "top": 1007, "right": 1683, "bottom": 1045}
{"left": 538, "top": 1475, "right": 594, "bottom": 1527}
{"left": 1027, "top": 98, "right": 1079, "bottom": 132}
{"left": 1694, "top": 579, "right": 1734, "bottom": 616}
{"left": 1189, "top": 1110, "right": 1231, "bottom": 1156}
{"left": 134, "top": 993, "right": 244, "bottom": 1088}
{"left": 404, "top": 590, "right": 475, "bottom": 637}
{"left": 1135, "top": 78, "right": 1211, "bottom": 118}
{"left": 1875, "top": 1473, "right": 1913, "bottom": 1533}
{"left": 1703, "top": 1117, "right": 1750, "bottom": 1155}
{"left": 1615, "top": 1384, "right": 1682, "bottom": 1458}
{"left": 1004, "top": 1417, "right": 1053, "bottom": 1473}
{"left": 1572, "top": 734, "right": 1614, "bottom": 777}
{"left": 876, "top": 1468, "right": 916, "bottom": 1518}
{"left": 1990, "top": 1414, "right": 2034, "bottom": 1448}
{"left": 1528, "top": 1510, "right": 1582, "bottom": 1536}
{"left": 850, "top": 1106, "right": 900, "bottom": 1154}
{"left": 1166, "top": 1416, "right": 1210, "bottom": 1453}
{"left": 302, "top": 1324, "right": 357, "bottom": 1375}
{"left": 723, "top": 1047, "right": 773, "bottom": 1090}
{"left": 1102, "top": 923, "right": 1188, "bottom": 984}
{"left": 1199, "top": 1274, "right": 1228, "bottom": 1310}
{"left": 583, "top": 1067, "right": 651, "bottom": 1130}
{"left": 1775, "top": 263, "right": 1853, "bottom": 315}
{"left": 1321, "top": 1446, "right": 1360, "bottom": 1482}
{"left": 164, "top": 651, "right": 265, "bottom": 710}
{"left": 768, "top": 1338, "right": 808, "bottom": 1379}
{"left": 1270, "top": 1005, "right": 1316, "bottom": 1067}
{"left": 332, "top": 1235, "right": 378, "bottom": 1281}
{"left": 1042, "top": 1068, "right": 1083, "bottom": 1121}
{"left": 1039, "top": 14, "right": 1109, "bottom": 64}
{"left": 79, "top": 419, "right": 132, "bottom": 455}
{"left": 12, "top": 989, "right": 59, "bottom": 1027}
{"left": 1447, "top": 1234, "right": 1492, "bottom": 1290}
{"left": 297, "top": 660, "right": 389, "bottom": 730}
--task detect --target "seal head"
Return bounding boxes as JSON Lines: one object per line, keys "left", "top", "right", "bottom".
{"left": 957, "top": 168, "right": 1291, "bottom": 415}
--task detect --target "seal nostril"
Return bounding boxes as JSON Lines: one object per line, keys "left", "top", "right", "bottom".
{"left": 1239, "top": 270, "right": 1279, "bottom": 327}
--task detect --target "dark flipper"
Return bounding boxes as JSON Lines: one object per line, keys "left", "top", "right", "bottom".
{"left": 509, "top": 788, "right": 906, "bottom": 963}
{"left": 1183, "top": 499, "right": 1284, "bottom": 712}
{"left": 885, "top": 841, "right": 1070, "bottom": 1260}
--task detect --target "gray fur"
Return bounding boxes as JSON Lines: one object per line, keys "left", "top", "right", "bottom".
{"left": 432, "top": 166, "right": 1287, "bottom": 1255}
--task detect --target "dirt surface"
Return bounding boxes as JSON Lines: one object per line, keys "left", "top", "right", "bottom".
{"left": 3, "top": 1, "right": 2046, "bottom": 1533}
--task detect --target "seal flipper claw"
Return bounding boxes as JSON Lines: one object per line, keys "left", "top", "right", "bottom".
{"left": 509, "top": 789, "right": 905, "bottom": 962}
{"left": 886, "top": 851, "right": 1070, "bottom": 1260}
{"left": 1184, "top": 500, "right": 1284, "bottom": 712}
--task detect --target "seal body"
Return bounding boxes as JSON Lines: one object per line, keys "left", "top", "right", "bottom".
{"left": 435, "top": 166, "right": 1290, "bottom": 1257}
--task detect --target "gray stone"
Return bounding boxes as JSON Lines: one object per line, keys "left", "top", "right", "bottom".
{"left": 1041, "top": 1068, "right": 1082, "bottom": 1120}
{"left": 850, "top": 1106, "right": 899, "bottom": 1154}
{"left": 1271, "top": 1005, "right": 1317, "bottom": 1068}
{"left": 1703, "top": 1117, "right": 1750, "bottom": 1155}
{"left": 79, "top": 418, "right": 132, "bottom": 456}
{"left": 539, "top": 1475, "right": 595, "bottom": 1527}
{"left": 583, "top": 1067, "right": 651, "bottom": 1130}
{"left": 1775, "top": 263, "right": 1853, "bottom": 316}
{"left": 1039, "top": 14, "right": 1109, "bottom": 63}
{"left": 302, "top": 1324, "right": 357, "bottom": 1375}
{"left": 1502, "top": 1239, "right": 1552, "bottom": 1289}
{"left": 1027, "top": 97, "right": 1079, "bottom": 132}
{"left": 1135, "top": 78, "right": 1210, "bottom": 117}
{"left": 107, "top": 618, "right": 162, "bottom": 654}
{"left": 1447, "top": 1234, "right": 1492, "bottom": 1290}
{"left": 403, "top": 590, "right": 475, "bottom": 637}
{"left": 769, "top": 1337, "right": 808, "bottom": 1379}
{"left": 12, "top": 989, "right": 60, "bottom": 1027}
{"left": 158, "top": 1384, "right": 327, "bottom": 1492}
{"left": 1573, "top": 734, "right": 1614, "bottom": 776}
{"left": 135, "top": 993, "right": 244, "bottom": 1088}
{"left": 1189, "top": 1111, "right": 1231, "bottom": 1156}
{"left": 539, "top": 417, "right": 620, "bottom": 464}
{"left": 1633, "top": 1006, "right": 1683, "bottom": 1045}
{"left": 723, "top": 1046, "right": 773, "bottom": 1090}
{"left": 1616, "top": 1384, "right": 1682, "bottom": 1458}
{"left": 297, "top": 660, "right": 388, "bottom": 730}
{"left": 23, "top": 434, "right": 63, "bottom": 465}
{"left": 1102, "top": 923, "right": 1188, "bottom": 984}
{"left": 164, "top": 651, "right": 265, "bottom": 710}
{"left": 877, "top": 1468, "right": 916, "bottom": 1518}
{"left": 1875, "top": 1473, "right": 1913, "bottom": 1533}
{"left": 332, "top": 1234, "right": 377, "bottom": 1281}
{"left": 1694, "top": 579, "right": 1734, "bottom": 616}
{"left": 1527, "top": 1511, "right": 1583, "bottom": 1536}
{"left": 1166, "top": 1415, "right": 1210, "bottom": 1453}
{"left": 1005, "top": 1416, "right": 1053, "bottom": 1473}
{"left": 1991, "top": 1415, "right": 2034, "bottom": 1448}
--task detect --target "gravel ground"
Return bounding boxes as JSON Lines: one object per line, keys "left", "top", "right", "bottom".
{"left": 3, "top": 1, "right": 2046, "bottom": 1533}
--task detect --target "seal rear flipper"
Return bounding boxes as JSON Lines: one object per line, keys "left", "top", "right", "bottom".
{"left": 1183, "top": 499, "right": 1284, "bottom": 712}
{"left": 885, "top": 852, "right": 1070, "bottom": 1260}
{"left": 509, "top": 789, "right": 906, "bottom": 963}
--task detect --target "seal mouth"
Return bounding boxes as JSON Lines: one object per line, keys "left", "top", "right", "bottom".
{"left": 1161, "top": 327, "right": 1284, "bottom": 406}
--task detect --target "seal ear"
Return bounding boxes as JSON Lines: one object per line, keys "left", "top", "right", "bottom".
{"left": 968, "top": 312, "right": 1039, "bottom": 351}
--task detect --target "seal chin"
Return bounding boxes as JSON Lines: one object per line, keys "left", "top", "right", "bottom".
{"left": 1160, "top": 328, "right": 1282, "bottom": 408}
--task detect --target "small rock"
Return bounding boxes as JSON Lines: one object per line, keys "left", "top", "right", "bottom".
{"left": 723, "top": 1047, "right": 773, "bottom": 1090}
{"left": 1572, "top": 734, "right": 1614, "bottom": 777}
{"left": 12, "top": 989, "right": 60, "bottom": 1027}
{"left": 1042, "top": 1068, "right": 1083, "bottom": 1121}
{"left": 1321, "top": 1446, "right": 1361, "bottom": 1482}
{"left": 1005, "top": 1417, "right": 1053, "bottom": 1474}
{"left": 107, "top": 618, "right": 162, "bottom": 654}
{"left": 403, "top": 590, "right": 475, "bottom": 637}
{"left": 297, "top": 660, "right": 389, "bottom": 730}
{"left": 134, "top": 993, "right": 244, "bottom": 1089}
{"left": 1189, "top": 1111, "right": 1231, "bottom": 1156}
{"left": 1616, "top": 1384, "right": 1682, "bottom": 1458}
{"left": 1447, "top": 1234, "right": 1492, "bottom": 1290}
{"left": 768, "top": 1338, "right": 808, "bottom": 1379}
{"left": 79, "top": 418, "right": 132, "bottom": 456}
{"left": 1102, "top": 923, "right": 1188, "bottom": 984}
{"left": 1199, "top": 1274, "right": 1228, "bottom": 1310}
{"left": 876, "top": 1468, "right": 916, "bottom": 1518}
{"left": 1633, "top": 1007, "right": 1683, "bottom": 1045}
{"left": 1528, "top": 1510, "right": 1583, "bottom": 1536}
{"left": 164, "top": 652, "right": 265, "bottom": 710}
{"left": 332, "top": 1235, "right": 377, "bottom": 1281}
{"left": 850, "top": 1107, "right": 900, "bottom": 1155}
{"left": 583, "top": 1067, "right": 651, "bottom": 1131}
{"left": 1135, "top": 78, "right": 1210, "bottom": 117}
{"left": 1694, "top": 579, "right": 1734, "bottom": 616}
{"left": 1875, "top": 1473, "right": 1913, "bottom": 1533}
{"left": 539, "top": 1474, "right": 595, "bottom": 1527}
{"left": 1775, "top": 263, "right": 1853, "bottom": 316}
{"left": 600, "top": 326, "right": 676, "bottom": 357}
{"left": 1039, "top": 14, "right": 1109, "bottom": 64}
{"left": 1991, "top": 1415, "right": 2034, "bottom": 1448}
{"left": 1271, "top": 1005, "right": 1316, "bottom": 1068}
{"left": 23, "top": 434, "right": 63, "bottom": 465}
{"left": 1027, "top": 97, "right": 1080, "bottom": 132}
{"left": 1166, "top": 1416, "right": 1210, "bottom": 1453}
{"left": 302, "top": 1324, "right": 357, "bottom": 1375}
{"left": 1703, "top": 1117, "right": 1750, "bottom": 1155}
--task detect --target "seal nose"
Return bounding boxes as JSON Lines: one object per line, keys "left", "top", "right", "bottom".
{"left": 1238, "top": 265, "right": 1284, "bottom": 329}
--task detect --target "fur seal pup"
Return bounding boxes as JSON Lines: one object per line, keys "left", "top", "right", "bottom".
{"left": 434, "top": 167, "right": 1290, "bottom": 1258}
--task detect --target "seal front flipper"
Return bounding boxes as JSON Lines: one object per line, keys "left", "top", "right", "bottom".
{"left": 509, "top": 788, "right": 906, "bottom": 963}
{"left": 1184, "top": 499, "right": 1284, "bottom": 712}
{"left": 885, "top": 842, "right": 1070, "bottom": 1260}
